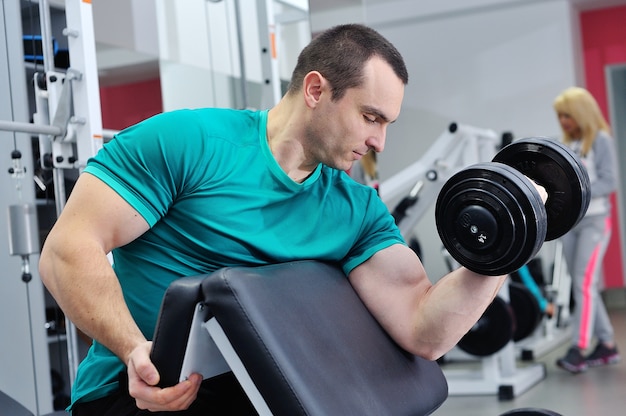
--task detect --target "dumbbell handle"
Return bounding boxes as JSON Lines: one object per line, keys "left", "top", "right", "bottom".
{"left": 527, "top": 178, "right": 548, "bottom": 204}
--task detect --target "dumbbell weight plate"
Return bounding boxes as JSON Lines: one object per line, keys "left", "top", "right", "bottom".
{"left": 435, "top": 163, "right": 547, "bottom": 276}
{"left": 457, "top": 295, "right": 515, "bottom": 356}
{"left": 509, "top": 282, "right": 543, "bottom": 342}
{"left": 493, "top": 137, "right": 591, "bottom": 241}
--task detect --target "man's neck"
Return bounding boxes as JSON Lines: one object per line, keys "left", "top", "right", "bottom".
{"left": 266, "top": 98, "right": 318, "bottom": 182}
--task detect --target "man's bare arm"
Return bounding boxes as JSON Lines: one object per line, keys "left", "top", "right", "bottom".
{"left": 40, "top": 173, "right": 149, "bottom": 360}
{"left": 39, "top": 173, "right": 202, "bottom": 411}
{"left": 348, "top": 243, "right": 507, "bottom": 360}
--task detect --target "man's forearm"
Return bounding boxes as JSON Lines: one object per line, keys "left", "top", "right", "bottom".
{"left": 40, "top": 241, "right": 146, "bottom": 364}
{"left": 414, "top": 267, "right": 508, "bottom": 358}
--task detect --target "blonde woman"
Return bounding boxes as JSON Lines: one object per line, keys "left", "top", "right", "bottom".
{"left": 553, "top": 86, "right": 620, "bottom": 373}
{"left": 348, "top": 150, "right": 380, "bottom": 193}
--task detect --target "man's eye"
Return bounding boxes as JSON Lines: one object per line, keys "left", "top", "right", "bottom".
{"left": 364, "top": 115, "right": 376, "bottom": 123}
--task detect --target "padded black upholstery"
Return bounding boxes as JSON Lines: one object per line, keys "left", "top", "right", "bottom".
{"left": 151, "top": 261, "right": 448, "bottom": 415}
{"left": 150, "top": 275, "right": 208, "bottom": 387}
{"left": 201, "top": 261, "right": 448, "bottom": 416}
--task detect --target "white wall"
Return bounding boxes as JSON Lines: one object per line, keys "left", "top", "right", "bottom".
{"left": 155, "top": 0, "right": 310, "bottom": 111}
{"left": 93, "top": 0, "right": 159, "bottom": 57}
{"left": 92, "top": 0, "right": 160, "bottom": 85}
{"left": 311, "top": 0, "right": 582, "bottom": 281}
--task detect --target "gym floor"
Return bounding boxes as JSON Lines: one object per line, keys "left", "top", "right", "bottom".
{"left": 433, "top": 289, "right": 626, "bottom": 416}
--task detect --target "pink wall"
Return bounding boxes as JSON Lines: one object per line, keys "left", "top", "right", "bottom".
{"left": 100, "top": 78, "right": 163, "bottom": 131}
{"left": 580, "top": 4, "right": 626, "bottom": 288}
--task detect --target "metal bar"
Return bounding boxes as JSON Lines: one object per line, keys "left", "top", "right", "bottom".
{"left": 64, "top": 0, "right": 104, "bottom": 169}
{"left": 36, "top": 1, "right": 78, "bottom": 385}
{"left": 233, "top": 0, "right": 248, "bottom": 109}
{"left": 256, "top": 0, "right": 281, "bottom": 108}
{"left": 0, "top": 119, "right": 63, "bottom": 136}
{"left": 54, "top": 0, "right": 104, "bottom": 385}
{"left": 38, "top": 0, "right": 55, "bottom": 72}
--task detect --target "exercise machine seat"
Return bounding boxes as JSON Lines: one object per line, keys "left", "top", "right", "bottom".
{"left": 0, "top": 390, "right": 67, "bottom": 416}
{"left": 0, "top": 390, "right": 34, "bottom": 416}
{"left": 152, "top": 260, "right": 448, "bottom": 415}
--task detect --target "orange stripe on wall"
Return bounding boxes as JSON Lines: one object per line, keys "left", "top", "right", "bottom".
{"left": 270, "top": 32, "right": 277, "bottom": 59}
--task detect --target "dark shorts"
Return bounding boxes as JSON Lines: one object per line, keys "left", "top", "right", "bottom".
{"left": 71, "top": 372, "right": 257, "bottom": 416}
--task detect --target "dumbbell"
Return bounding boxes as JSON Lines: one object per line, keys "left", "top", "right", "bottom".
{"left": 435, "top": 137, "right": 590, "bottom": 276}
{"left": 499, "top": 408, "right": 563, "bottom": 416}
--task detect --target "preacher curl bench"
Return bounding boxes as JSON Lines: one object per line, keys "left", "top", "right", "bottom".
{"left": 150, "top": 260, "right": 448, "bottom": 415}
{"left": 151, "top": 261, "right": 564, "bottom": 416}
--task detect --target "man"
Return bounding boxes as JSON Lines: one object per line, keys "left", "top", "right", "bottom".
{"left": 40, "top": 24, "right": 508, "bottom": 415}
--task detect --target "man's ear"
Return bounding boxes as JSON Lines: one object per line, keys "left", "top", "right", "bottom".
{"left": 302, "top": 71, "right": 327, "bottom": 107}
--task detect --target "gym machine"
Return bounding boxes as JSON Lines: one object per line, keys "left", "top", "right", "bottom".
{"left": 1, "top": 1, "right": 310, "bottom": 400}
{"left": 379, "top": 122, "right": 501, "bottom": 237}
{"left": 0, "top": 0, "right": 104, "bottom": 394}
{"left": 514, "top": 239, "right": 573, "bottom": 361}
{"left": 379, "top": 124, "right": 584, "bottom": 399}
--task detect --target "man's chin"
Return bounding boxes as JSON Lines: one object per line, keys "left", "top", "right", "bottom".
{"left": 343, "top": 160, "right": 357, "bottom": 172}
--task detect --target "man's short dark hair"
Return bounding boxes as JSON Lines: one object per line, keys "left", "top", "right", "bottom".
{"left": 287, "top": 24, "right": 409, "bottom": 100}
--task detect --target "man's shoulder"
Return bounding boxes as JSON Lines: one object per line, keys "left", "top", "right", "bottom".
{"left": 321, "top": 167, "right": 382, "bottom": 207}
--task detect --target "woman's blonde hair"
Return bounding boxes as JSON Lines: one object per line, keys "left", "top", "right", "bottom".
{"left": 360, "top": 151, "right": 378, "bottom": 179}
{"left": 553, "top": 86, "right": 611, "bottom": 156}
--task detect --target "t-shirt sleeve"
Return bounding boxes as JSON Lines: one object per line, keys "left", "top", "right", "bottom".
{"left": 341, "top": 189, "right": 406, "bottom": 275}
{"left": 84, "top": 110, "right": 210, "bottom": 227}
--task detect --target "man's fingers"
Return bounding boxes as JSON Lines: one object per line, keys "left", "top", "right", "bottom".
{"left": 134, "top": 373, "right": 203, "bottom": 411}
{"left": 126, "top": 342, "right": 204, "bottom": 411}
{"left": 126, "top": 341, "right": 160, "bottom": 386}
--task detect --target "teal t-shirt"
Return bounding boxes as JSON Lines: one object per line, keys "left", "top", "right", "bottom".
{"left": 72, "top": 107, "right": 405, "bottom": 406}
